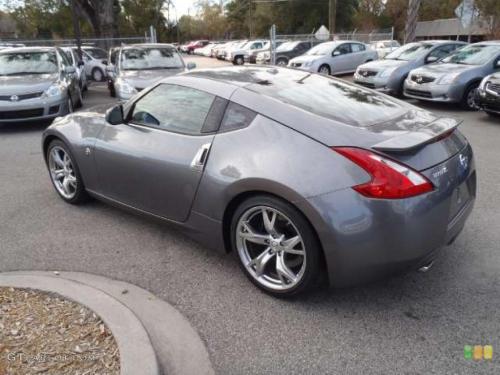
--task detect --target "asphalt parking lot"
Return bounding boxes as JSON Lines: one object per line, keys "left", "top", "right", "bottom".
{"left": 1, "top": 55, "right": 500, "bottom": 374}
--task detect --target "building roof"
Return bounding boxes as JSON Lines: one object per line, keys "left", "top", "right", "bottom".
{"left": 416, "top": 18, "right": 492, "bottom": 37}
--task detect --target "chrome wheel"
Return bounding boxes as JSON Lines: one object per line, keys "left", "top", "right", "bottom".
{"left": 236, "top": 206, "right": 306, "bottom": 291}
{"left": 48, "top": 146, "right": 78, "bottom": 199}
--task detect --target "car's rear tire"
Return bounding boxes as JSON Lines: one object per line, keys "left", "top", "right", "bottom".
{"left": 75, "top": 88, "right": 83, "bottom": 108}
{"left": 46, "top": 140, "right": 89, "bottom": 205}
{"left": 318, "top": 64, "right": 331, "bottom": 75}
{"left": 92, "top": 67, "right": 104, "bottom": 82}
{"left": 230, "top": 195, "right": 322, "bottom": 297}
{"left": 461, "top": 84, "right": 480, "bottom": 111}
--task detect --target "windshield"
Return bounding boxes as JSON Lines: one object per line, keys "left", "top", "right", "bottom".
{"left": 121, "top": 47, "right": 184, "bottom": 70}
{"left": 0, "top": 51, "right": 58, "bottom": 76}
{"left": 84, "top": 48, "right": 107, "bottom": 59}
{"left": 306, "top": 43, "right": 334, "bottom": 56}
{"left": 277, "top": 41, "right": 300, "bottom": 52}
{"left": 441, "top": 44, "right": 500, "bottom": 65}
{"left": 385, "top": 42, "right": 432, "bottom": 61}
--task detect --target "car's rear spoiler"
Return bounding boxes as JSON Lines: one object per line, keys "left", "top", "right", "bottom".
{"left": 372, "top": 117, "right": 463, "bottom": 152}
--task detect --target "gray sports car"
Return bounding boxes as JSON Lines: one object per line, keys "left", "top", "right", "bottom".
{"left": 42, "top": 67, "right": 476, "bottom": 297}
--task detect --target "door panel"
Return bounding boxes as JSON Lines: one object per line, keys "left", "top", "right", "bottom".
{"left": 94, "top": 125, "right": 214, "bottom": 222}
{"left": 93, "top": 83, "right": 218, "bottom": 222}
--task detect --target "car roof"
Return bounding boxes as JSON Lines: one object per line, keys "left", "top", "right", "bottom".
{"left": 182, "top": 66, "right": 316, "bottom": 89}
{"left": 470, "top": 41, "right": 500, "bottom": 46}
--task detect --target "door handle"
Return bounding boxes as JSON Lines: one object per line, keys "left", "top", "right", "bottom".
{"left": 191, "top": 143, "right": 211, "bottom": 171}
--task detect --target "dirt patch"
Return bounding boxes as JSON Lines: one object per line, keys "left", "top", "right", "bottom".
{"left": 0, "top": 287, "right": 120, "bottom": 374}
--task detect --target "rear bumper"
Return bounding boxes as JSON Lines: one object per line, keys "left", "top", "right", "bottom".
{"left": 0, "top": 96, "right": 69, "bottom": 123}
{"left": 298, "top": 144, "right": 476, "bottom": 287}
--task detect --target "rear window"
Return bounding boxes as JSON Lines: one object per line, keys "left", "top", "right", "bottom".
{"left": 247, "top": 70, "right": 403, "bottom": 127}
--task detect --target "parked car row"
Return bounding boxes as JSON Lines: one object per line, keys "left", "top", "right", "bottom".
{"left": 0, "top": 42, "right": 195, "bottom": 123}
{"left": 354, "top": 40, "right": 500, "bottom": 111}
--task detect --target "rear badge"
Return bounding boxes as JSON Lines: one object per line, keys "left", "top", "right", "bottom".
{"left": 432, "top": 166, "right": 448, "bottom": 179}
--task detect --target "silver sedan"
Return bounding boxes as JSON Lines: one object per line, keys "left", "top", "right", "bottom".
{"left": 42, "top": 67, "right": 476, "bottom": 297}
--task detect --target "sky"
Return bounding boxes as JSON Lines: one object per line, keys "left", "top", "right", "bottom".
{"left": 172, "top": 0, "right": 198, "bottom": 19}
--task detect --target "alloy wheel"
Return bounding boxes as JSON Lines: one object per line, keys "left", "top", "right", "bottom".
{"left": 319, "top": 66, "right": 330, "bottom": 75}
{"left": 466, "top": 88, "right": 479, "bottom": 110}
{"left": 48, "top": 146, "right": 78, "bottom": 200}
{"left": 236, "top": 206, "right": 306, "bottom": 291}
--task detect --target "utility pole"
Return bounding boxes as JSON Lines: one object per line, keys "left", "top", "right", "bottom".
{"left": 404, "top": 0, "right": 421, "bottom": 43}
{"left": 249, "top": 0, "right": 253, "bottom": 38}
{"left": 69, "top": 0, "right": 82, "bottom": 60}
{"left": 329, "top": 0, "right": 336, "bottom": 39}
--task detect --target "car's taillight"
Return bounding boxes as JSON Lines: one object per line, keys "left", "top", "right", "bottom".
{"left": 333, "top": 147, "right": 433, "bottom": 199}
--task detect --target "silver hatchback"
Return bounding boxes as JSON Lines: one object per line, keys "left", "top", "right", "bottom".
{"left": 0, "top": 47, "right": 81, "bottom": 123}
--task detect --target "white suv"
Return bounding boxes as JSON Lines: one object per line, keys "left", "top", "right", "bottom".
{"left": 80, "top": 46, "right": 108, "bottom": 82}
{"left": 226, "top": 40, "right": 267, "bottom": 65}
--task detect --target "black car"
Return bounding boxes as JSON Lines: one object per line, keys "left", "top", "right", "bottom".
{"left": 256, "top": 40, "right": 320, "bottom": 66}
{"left": 477, "top": 73, "right": 500, "bottom": 117}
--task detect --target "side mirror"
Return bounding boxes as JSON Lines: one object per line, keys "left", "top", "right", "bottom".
{"left": 426, "top": 56, "right": 438, "bottom": 63}
{"left": 186, "top": 62, "right": 196, "bottom": 70}
{"left": 105, "top": 104, "right": 124, "bottom": 125}
{"left": 332, "top": 50, "right": 341, "bottom": 57}
{"left": 64, "top": 66, "right": 76, "bottom": 74}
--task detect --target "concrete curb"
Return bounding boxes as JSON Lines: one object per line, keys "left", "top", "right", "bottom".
{"left": 0, "top": 271, "right": 215, "bottom": 375}
{"left": 0, "top": 273, "right": 160, "bottom": 375}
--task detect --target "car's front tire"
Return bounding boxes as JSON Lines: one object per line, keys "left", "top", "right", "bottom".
{"left": 461, "top": 84, "right": 480, "bottom": 111}
{"left": 46, "top": 140, "right": 88, "bottom": 204}
{"left": 318, "top": 64, "right": 331, "bottom": 75}
{"left": 231, "top": 195, "right": 322, "bottom": 297}
{"left": 233, "top": 56, "right": 244, "bottom": 65}
{"left": 276, "top": 58, "right": 288, "bottom": 66}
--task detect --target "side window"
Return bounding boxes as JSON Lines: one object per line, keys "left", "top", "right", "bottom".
{"left": 58, "top": 50, "right": 71, "bottom": 67}
{"left": 252, "top": 42, "right": 263, "bottom": 49}
{"left": 351, "top": 43, "right": 365, "bottom": 52}
{"left": 220, "top": 102, "right": 257, "bottom": 132}
{"left": 335, "top": 44, "right": 351, "bottom": 55}
{"left": 131, "top": 84, "right": 215, "bottom": 135}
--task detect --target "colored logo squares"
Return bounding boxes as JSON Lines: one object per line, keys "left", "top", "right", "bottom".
{"left": 464, "top": 345, "right": 493, "bottom": 360}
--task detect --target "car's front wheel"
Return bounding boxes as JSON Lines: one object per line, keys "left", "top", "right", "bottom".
{"left": 461, "top": 84, "right": 480, "bottom": 111}
{"left": 318, "top": 64, "right": 331, "bottom": 75}
{"left": 231, "top": 195, "right": 322, "bottom": 297}
{"left": 47, "top": 140, "right": 88, "bottom": 204}
{"left": 233, "top": 56, "right": 244, "bottom": 65}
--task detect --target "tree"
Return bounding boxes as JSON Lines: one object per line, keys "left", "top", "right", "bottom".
{"left": 73, "top": 0, "right": 119, "bottom": 41}
{"left": 476, "top": 0, "right": 500, "bottom": 39}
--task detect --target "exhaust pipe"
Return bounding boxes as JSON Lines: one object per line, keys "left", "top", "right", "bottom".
{"left": 418, "top": 261, "right": 434, "bottom": 273}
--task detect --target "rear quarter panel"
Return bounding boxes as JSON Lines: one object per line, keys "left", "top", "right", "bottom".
{"left": 191, "top": 115, "right": 369, "bottom": 222}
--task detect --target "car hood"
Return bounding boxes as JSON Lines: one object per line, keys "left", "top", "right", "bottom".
{"left": 412, "top": 63, "right": 476, "bottom": 77}
{"left": 359, "top": 59, "right": 407, "bottom": 71}
{"left": 0, "top": 73, "right": 58, "bottom": 95}
{"left": 119, "top": 69, "right": 184, "bottom": 89}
